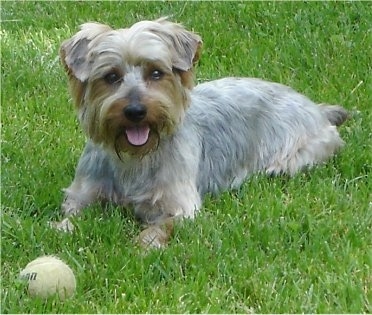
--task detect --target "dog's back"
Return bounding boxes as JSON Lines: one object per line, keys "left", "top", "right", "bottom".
{"left": 188, "top": 77, "right": 348, "bottom": 196}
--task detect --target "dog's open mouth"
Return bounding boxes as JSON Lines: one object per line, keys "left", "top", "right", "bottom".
{"left": 125, "top": 125, "right": 150, "bottom": 146}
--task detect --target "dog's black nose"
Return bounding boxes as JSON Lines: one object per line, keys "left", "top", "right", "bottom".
{"left": 124, "top": 104, "right": 147, "bottom": 122}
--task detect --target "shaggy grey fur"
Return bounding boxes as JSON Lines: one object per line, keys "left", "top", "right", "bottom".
{"left": 62, "top": 77, "right": 348, "bottom": 225}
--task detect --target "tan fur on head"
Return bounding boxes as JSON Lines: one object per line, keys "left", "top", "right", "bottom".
{"left": 60, "top": 19, "right": 202, "bottom": 94}
{"left": 60, "top": 23, "right": 112, "bottom": 107}
{"left": 136, "top": 18, "right": 202, "bottom": 89}
{"left": 149, "top": 17, "right": 202, "bottom": 72}
{"left": 60, "top": 23, "right": 113, "bottom": 82}
{"left": 60, "top": 18, "right": 202, "bottom": 156}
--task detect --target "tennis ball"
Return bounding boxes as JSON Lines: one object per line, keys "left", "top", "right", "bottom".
{"left": 19, "top": 255, "right": 76, "bottom": 300}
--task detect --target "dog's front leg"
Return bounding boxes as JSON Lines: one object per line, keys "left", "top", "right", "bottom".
{"left": 136, "top": 182, "right": 201, "bottom": 249}
{"left": 52, "top": 178, "right": 100, "bottom": 232}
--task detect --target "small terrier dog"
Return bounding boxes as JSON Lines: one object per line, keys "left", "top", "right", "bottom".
{"left": 56, "top": 18, "right": 348, "bottom": 248}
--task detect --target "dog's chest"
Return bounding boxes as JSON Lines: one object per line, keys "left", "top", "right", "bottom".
{"left": 108, "top": 158, "right": 159, "bottom": 203}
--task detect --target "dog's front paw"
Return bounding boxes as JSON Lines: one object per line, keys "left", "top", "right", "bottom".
{"left": 49, "top": 217, "right": 75, "bottom": 233}
{"left": 137, "top": 226, "right": 169, "bottom": 249}
{"left": 62, "top": 198, "right": 83, "bottom": 216}
{"left": 137, "top": 219, "right": 175, "bottom": 249}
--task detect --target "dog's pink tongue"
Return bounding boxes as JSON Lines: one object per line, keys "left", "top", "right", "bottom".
{"left": 125, "top": 126, "right": 150, "bottom": 146}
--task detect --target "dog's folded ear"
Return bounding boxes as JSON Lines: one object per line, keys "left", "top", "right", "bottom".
{"left": 153, "top": 18, "right": 203, "bottom": 72}
{"left": 60, "top": 23, "right": 112, "bottom": 82}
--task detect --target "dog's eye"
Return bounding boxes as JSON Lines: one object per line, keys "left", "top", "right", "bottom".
{"left": 104, "top": 72, "right": 121, "bottom": 85}
{"left": 150, "top": 70, "right": 164, "bottom": 81}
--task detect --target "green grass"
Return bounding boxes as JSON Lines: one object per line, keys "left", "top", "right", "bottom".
{"left": 1, "top": 1, "right": 371, "bottom": 313}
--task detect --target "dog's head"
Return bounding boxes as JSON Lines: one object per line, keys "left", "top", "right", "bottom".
{"left": 60, "top": 18, "right": 202, "bottom": 157}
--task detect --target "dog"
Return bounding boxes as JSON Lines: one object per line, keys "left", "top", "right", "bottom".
{"left": 55, "top": 18, "right": 348, "bottom": 248}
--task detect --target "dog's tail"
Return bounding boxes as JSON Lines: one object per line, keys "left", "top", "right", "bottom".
{"left": 319, "top": 104, "right": 349, "bottom": 126}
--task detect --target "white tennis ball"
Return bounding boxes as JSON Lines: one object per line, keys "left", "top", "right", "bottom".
{"left": 20, "top": 255, "right": 76, "bottom": 300}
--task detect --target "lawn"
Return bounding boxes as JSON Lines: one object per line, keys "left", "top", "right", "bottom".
{"left": 1, "top": 1, "right": 371, "bottom": 313}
